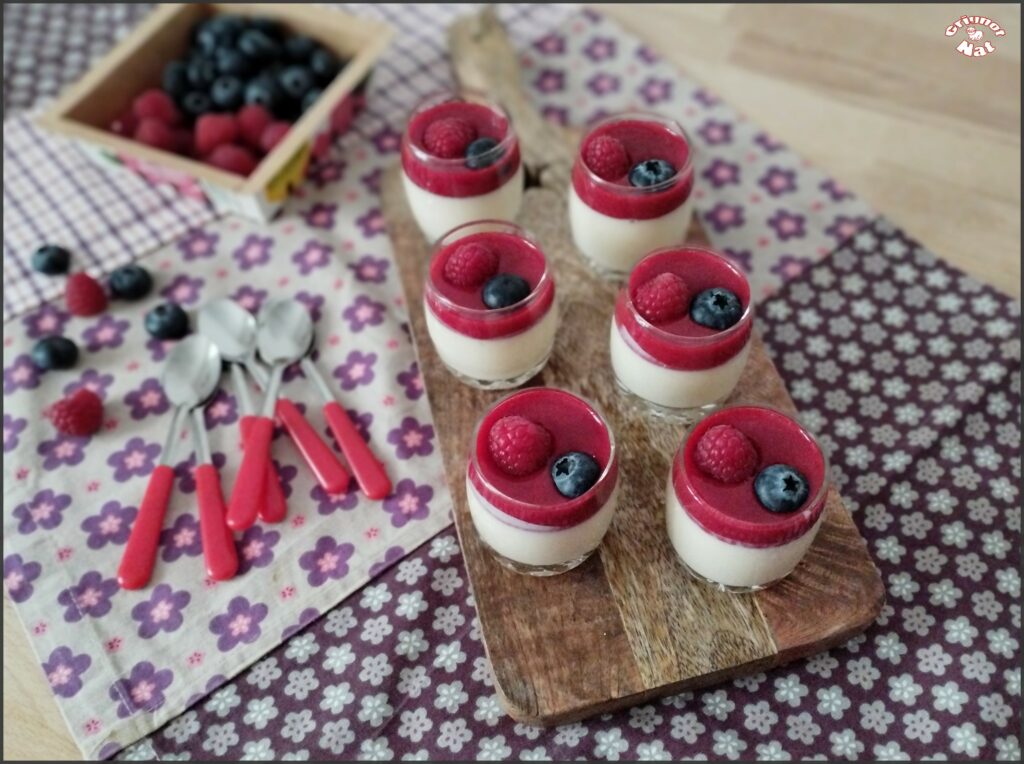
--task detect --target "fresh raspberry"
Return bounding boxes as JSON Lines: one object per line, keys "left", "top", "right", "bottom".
{"left": 206, "top": 144, "right": 258, "bottom": 176}
{"left": 584, "top": 135, "right": 629, "bottom": 181}
{"left": 237, "top": 104, "right": 273, "bottom": 148}
{"left": 195, "top": 113, "right": 239, "bottom": 156}
{"left": 443, "top": 243, "right": 499, "bottom": 288}
{"left": 133, "top": 118, "right": 178, "bottom": 152}
{"left": 110, "top": 108, "right": 138, "bottom": 138}
{"left": 132, "top": 88, "right": 181, "bottom": 126}
{"left": 634, "top": 272, "right": 688, "bottom": 324}
{"left": 65, "top": 272, "right": 107, "bottom": 317}
{"left": 259, "top": 121, "right": 291, "bottom": 154}
{"left": 695, "top": 424, "right": 759, "bottom": 484}
{"left": 47, "top": 389, "right": 104, "bottom": 437}
{"left": 175, "top": 128, "right": 195, "bottom": 157}
{"left": 423, "top": 118, "right": 477, "bottom": 159}
{"left": 488, "top": 415, "right": 553, "bottom": 477}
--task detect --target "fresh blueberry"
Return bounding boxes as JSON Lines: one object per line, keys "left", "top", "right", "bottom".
{"left": 284, "top": 35, "right": 318, "bottom": 62}
{"left": 31, "top": 336, "right": 79, "bottom": 371}
{"left": 210, "top": 75, "right": 245, "bottom": 111}
{"left": 244, "top": 75, "right": 285, "bottom": 116}
{"left": 301, "top": 87, "right": 323, "bottom": 113}
{"left": 689, "top": 287, "right": 743, "bottom": 330}
{"left": 309, "top": 47, "right": 341, "bottom": 83}
{"left": 465, "top": 137, "right": 502, "bottom": 169}
{"left": 237, "top": 29, "right": 281, "bottom": 63}
{"left": 551, "top": 451, "right": 602, "bottom": 499}
{"left": 180, "top": 91, "right": 213, "bottom": 121}
{"left": 481, "top": 273, "right": 531, "bottom": 309}
{"left": 214, "top": 47, "right": 253, "bottom": 78}
{"left": 754, "top": 464, "right": 810, "bottom": 513}
{"left": 144, "top": 303, "right": 190, "bottom": 340}
{"left": 162, "top": 60, "right": 190, "bottom": 99}
{"left": 248, "top": 17, "right": 284, "bottom": 39}
{"left": 109, "top": 264, "right": 153, "bottom": 301}
{"left": 278, "top": 65, "right": 315, "bottom": 100}
{"left": 186, "top": 56, "right": 218, "bottom": 90}
{"left": 628, "top": 158, "right": 676, "bottom": 188}
{"left": 31, "top": 244, "right": 71, "bottom": 275}
{"left": 194, "top": 15, "right": 245, "bottom": 53}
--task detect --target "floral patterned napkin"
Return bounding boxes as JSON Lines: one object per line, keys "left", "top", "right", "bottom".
{"left": 2, "top": 138, "right": 453, "bottom": 758}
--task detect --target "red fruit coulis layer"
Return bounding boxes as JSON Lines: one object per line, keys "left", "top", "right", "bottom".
{"left": 469, "top": 388, "right": 618, "bottom": 528}
{"left": 572, "top": 117, "right": 694, "bottom": 220}
{"left": 615, "top": 247, "right": 752, "bottom": 370}
{"left": 426, "top": 230, "right": 554, "bottom": 339}
{"left": 402, "top": 100, "right": 521, "bottom": 198}
{"left": 673, "top": 406, "right": 827, "bottom": 547}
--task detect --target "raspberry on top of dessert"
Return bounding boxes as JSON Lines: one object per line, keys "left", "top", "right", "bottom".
{"left": 615, "top": 247, "right": 752, "bottom": 369}
{"left": 469, "top": 388, "right": 618, "bottom": 528}
{"left": 402, "top": 93, "right": 521, "bottom": 197}
{"left": 426, "top": 222, "right": 555, "bottom": 339}
{"left": 572, "top": 112, "right": 694, "bottom": 220}
{"left": 674, "top": 406, "right": 828, "bottom": 547}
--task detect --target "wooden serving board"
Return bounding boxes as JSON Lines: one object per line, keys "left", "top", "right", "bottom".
{"left": 380, "top": 7, "right": 884, "bottom": 726}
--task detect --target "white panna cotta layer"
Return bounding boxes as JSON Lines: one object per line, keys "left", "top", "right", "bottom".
{"left": 568, "top": 184, "right": 695, "bottom": 275}
{"left": 609, "top": 321, "right": 751, "bottom": 410}
{"left": 424, "top": 300, "right": 558, "bottom": 383}
{"left": 467, "top": 478, "right": 619, "bottom": 567}
{"left": 402, "top": 164, "right": 525, "bottom": 243}
{"left": 665, "top": 481, "right": 822, "bottom": 589}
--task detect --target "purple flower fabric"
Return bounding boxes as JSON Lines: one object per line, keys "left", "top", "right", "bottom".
{"left": 291, "top": 239, "right": 333, "bottom": 274}
{"left": 767, "top": 209, "right": 807, "bottom": 241}
{"left": 123, "top": 377, "right": 170, "bottom": 420}
{"left": 236, "top": 526, "right": 281, "bottom": 575}
{"left": 356, "top": 208, "right": 386, "bottom": 238}
{"left": 382, "top": 479, "right": 433, "bottom": 528}
{"left": 533, "top": 68, "right": 565, "bottom": 94}
{"left": 209, "top": 597, "right": 268, "bottom": 652}
{"left": 42, "top": 646, "right": 91, "bottom": 699}
{"left": 397, "top": 361, "right": 424, "bottom": 400}
{"left": 368, "top": 545, "right": 406, "bottom": 577}
{"left": 202, "top": 389, "right": 238, "bottom": 429}
{"left": 312, "top": 480, "right": 360, "bottom": 515}
{"left": 160, "top": 514, "right": 203, "bottom": 562}
{"left": 178, "top": 228, "right": 219, "bottom": 260}
{"left": 107, "top": 437, "right": 161, "bottom": 482}
{"left": 704, "top": 202, "right": 746, "bottom": 233}
{"left": 342, "top": 294, "right": 386, "bottom": 333}
{"left": 4, "top": 354, "right": 40, "bottom": 394}
{"left": 80, "top": 500, "right": 136, "bottom": 548}
{"left": 229, "top": 285, "right": 267, "bottom": 313}
{"left": 82, "top": 315, "right": 130, "bottom": 351}
{"left": 295, "top": 290, "right": 325, "bottom": 323}
{"left": 299, "top": 536, "right": 355, "bottom": 587}
{"left": 131, "top": 584, "right": 191, "bottom": 638}
{"left": 348, "top": 255, "right": 389, "bottom": 284}
{"left": 232, "top": 234, "right": 273, "bottom": 270}
{"left": 302, "top": 202, "right": 337, "bottom": 229}
{"left": 174, "top": 452, "right": 228, "bottom": 493}
{"left": 3, "top": 413, "right": 27, "bottom": 452}
{"left": 698, "top": 118, "right": 733, "bottom": 145}
{"left": 160, "top": 275, "right": 204, "bottom": 305}
{"left": 4, "top": 554, "right": 42, "bottom": 603}
{"left": 37, "top": 433, "right": 89, "bottom": 470}
{"left": 63, "top": 368, "right": 113, "bottom": 399}
{"left": 333, "top": 350, "right": 377, "bottom": 390}
{"left": 109, "top": 662, "right": 174, "bottom": 718}
{"left": 702, "top": 158, "right": 741, "bottom": 188}
{"left": 13, "top": 489, "right": 71, "bottom": 534}
{"left": 58, "top": 571, "right": 118, "bottom": 622}
{"left": 22, "top": 303, "right": 69, "bottom": 339}
{"left": 758, "top": 166, "right": 798, "bottom": 196}
{"left": 282, "top": 607, "right": 320, "bottom": 640}
{"left": 387, "top": 416, "right": 435, "bottom": 459}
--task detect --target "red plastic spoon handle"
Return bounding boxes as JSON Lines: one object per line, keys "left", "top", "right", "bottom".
{"left": 240, "top": 415, "right": 288, "bottom": 524}
{"left": 227, "top": 416, "right": 273, "bottom": 530}
{"left": 276, "top": 398, "right": 350, "bottom": 494}
{"left": 118, "top": 463, "right": 175, "bottom": 590}
{"left": 323, "top": 401, "right": 392, "bottom": 500}
{"left": 195, "top": 463, "right": 239, "bottom": 581}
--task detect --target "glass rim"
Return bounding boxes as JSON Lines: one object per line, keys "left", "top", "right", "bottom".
{"left": 403, "top": 89, "right": 518, "bottom": 169}
{"left": 622, "top": 245, "right": 754, "bottom": 346}
{"left": 576, "top": 110, "right": 695, "bottom": 195}
{"left": 469, "top": 387, "right": 618, "bottom": 516}
{"left": 425, "top": 219, "right": 551, "bottom": 319}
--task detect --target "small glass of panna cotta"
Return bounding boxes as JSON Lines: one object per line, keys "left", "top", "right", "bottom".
{"left": 424, "top": 220, "right": 557, "bottom": 389}
{"left": 401, "top": 91, "right": 524, "bottom": 242}
{"left": 610, "top": 246, "right": 752, "bottom": 419}
{"left": 467, "top": 387, "right": 619, "bottom": 575}
{"left": 667, "top": 405, "right": 829, "bottom": 592}
{"left": 569, "top": 111, "right": 695, "bottom": 278}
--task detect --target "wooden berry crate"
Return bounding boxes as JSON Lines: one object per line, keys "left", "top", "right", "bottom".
{"left": 38, "top": 3, "right": 392, "bottom": 221}
{"left": 380, "top": 8, "right": 884, "bottom": 726}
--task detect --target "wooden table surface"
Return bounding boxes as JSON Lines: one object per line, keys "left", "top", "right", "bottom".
{"left": 4, "top": 3, "right": 1020, "bottom": 760}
